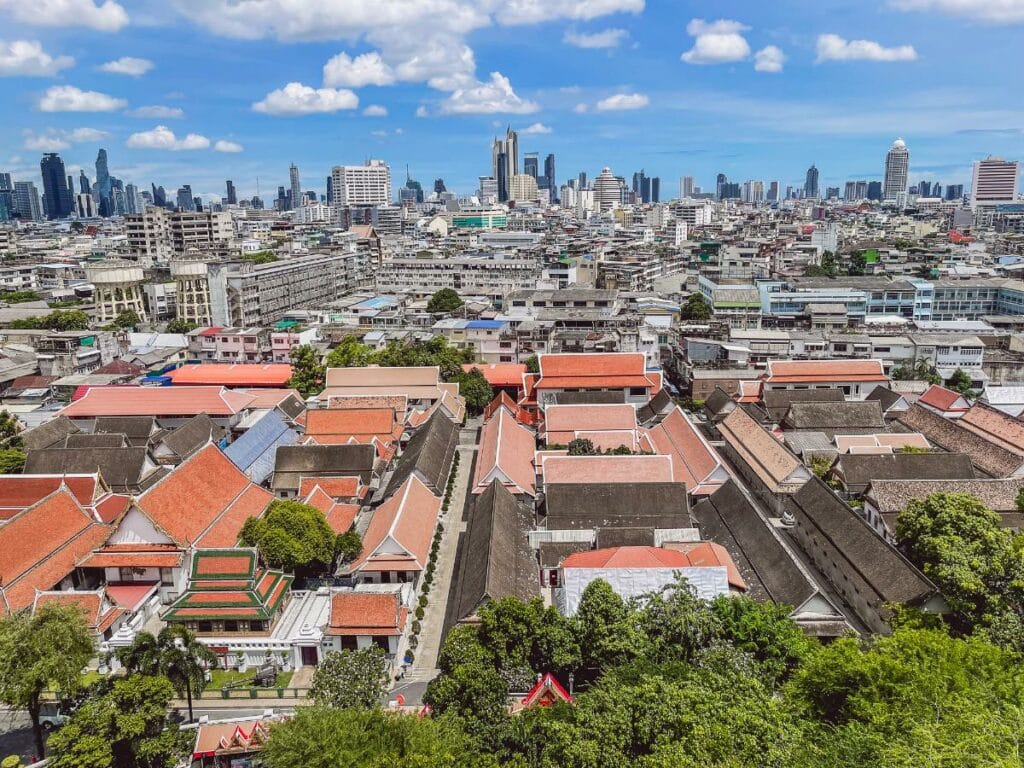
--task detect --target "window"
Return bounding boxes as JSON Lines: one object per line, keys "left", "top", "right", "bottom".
{"left": 159, "top": 567, "right": 174, "bottom": 586}
{"left": 224, "top": 620, "right": 238, "bottom": 632}
{"left": 628, "top": 387, "right": 646, "bottom": 396}
{"left": 249, "top": 620, "right": 265, "bottom": 632}
{"left": 341, "top": 636, "right": 358, "bottom": 651}
{"left": 197, "top": 621, "right": 212, "bottom": 632}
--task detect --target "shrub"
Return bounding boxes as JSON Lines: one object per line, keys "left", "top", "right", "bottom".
{"left": 408, "top": 635, "right": 418, "bottom": 649}
{"left": 418, "top": 595, "right": 428, "bottom": 609}
{"left": 415, "top": 606, "right": 425, "bottom": 620}
{"left": 404, "top": 650, "right": 414, "bottom": 664}
{"left": 412, "top": 620, "right": 422, "bottom": 634}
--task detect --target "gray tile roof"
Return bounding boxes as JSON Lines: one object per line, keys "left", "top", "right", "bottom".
{"left": 384, "top": 410, "right": 458, "bottom": 496}
{"left": 542, "top": 482, "right": 690, "bottom": 530}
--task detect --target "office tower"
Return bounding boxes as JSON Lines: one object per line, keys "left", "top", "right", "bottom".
{"left": 14, "top": 181, "right": 42, "bottom": 221}
{"left": 883, "top": 138, "right": 910, "bottom": 200}
{"left": 176, "top": 185, "right": 194, "bottom": 211}
{"left": 152, "top": 184, "right": 167, "bottom": 208}
{"left": 767, "top": 180, "right": 779, "bottom": 202}
{"left": 651, "top": 177, "right": 660, "bottom": 203}
{"left": 433, "top": 178, "right": 446, "bottom": 194}
{"left": 934, "top": 183, "right": 943, "bottom": 199}
{"left": 325, "top": 176, "right": 333, "bottom": 206}
{"left": 0, "top": 172, "right": 10, "bottom": 191}
{"left": 289, "top": 163, "right": 301, "bottom": 210}
{"left": 0, "top": 173, "right": 12, "bottom": 222}
{"left": 226, "top": 180, "right": 237, "bottom": 205}
{"left": 804, "top": 164, "right": 819, "bottom": 199}
{"left": 524, "top": 153, "right": 539, "bottom": 180}
{"left": 78, "top": 170, "right": 91, "bottom": 195}
{"left": 867, "top": 181, "right": 882, "bottom": 201}
{"left": 970, "top": 156, "right": 1020, "bottom": 209}
{"left": 67, "top": 175, "right": 74, "bottom": 202}
{"left": 578, "top": 171, "right": 587, "bottom": 190}
{"left": 124, "top": 183, "right": 140, "bottom": 214}
{"left": 918, "top": 180, "right": 932, "bottom": 197}
{"left": 716, "top": 173, "right": 727, "bottom": 199}
{"left": 75, "top": 193, "right": 96, "bottom": 218}
{"left": 95, "top": 148, "right": 112, "bottom": 216}
{"left": 491, "top": 127, "right": 518, "bottom": 202}
{"left": 509, "top": 173, "right": 538, "bottom": 202}
{"left": 826, "top": 186, "right": 840, "bottom": 199}
{"left": 946, "top": 183, "right": 964, "bottom": 201}
{"left": 275, "top": 186, "right": 287, "bottom": 211}
{"left": 251, "top": 196, "right": 264, "bottom": 209}
{"left": 594, "top": 167, "right": 620, "bottom": 211}
{"left": 543, "top": 154, "right": 556, "bottom": 202}
{"left": 39, "top": 153, "right": 72, "bottom": 220}
{"left": 330, "top": 160, "right": 392, "bottom": 210}
{"left": 403, "top": 168, "right": 424, "bottom": 204}
{"left": 478, "top": 176, "right": 498, "bottom": 205}
{"left": 680, "top": 176, "right": 695, "bottom": 199}
{"left": 632, "top": 169, "right": 646, "bottom": 200}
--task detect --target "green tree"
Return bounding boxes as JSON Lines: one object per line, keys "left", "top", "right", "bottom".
{"left": 946, "top": 367, "right": 976, "bottom": 397}
{"left": 847, "top": 252, "right": 868, "bottom": 276}
{"left": 46, "top": 675, "right": 187, "bottom": 768}
{"left": 896, "top": 492, "right": 1024, "bottom": 628}
{"left": 287, "top": 344, "right": 325, "bottom": 397}
{"left": 567, "top": 438, "right": 597, "bottom": 456}
{"left": 0, "top": 603, "right": 95, "bottom": 758}
{"left": 0, "top": 290, "right": 41, "bottom": 304}
{"left": 476, "top": 597, "right": 580, "bottom": 675}
{"left": 9, "top": 309, "right": 90, "bottom": 331}
{"left": 262, "top": 707, "right": 486, "bottom": 768}
{"left": 636, "top": 574, "right": 721, "bottom": 664}
{"left": 241, "top": 250, "right": 278, "bottom": 264}
{"left": 523, "top": 354, "right": 539, "bottom": 374}
{"left": 680, "top": 293, "right": 712, "bottom": 322}
{"left": 335, "top": 529, "right": 362, "bottom": 564}
{"left": 427, "top": 288, "right": 464, "bottom": 314}
{"left": 891, "top": 357, "right": 941, "bottom": 385}
{"left": 0, "top": 410, "right": 22, "bottom": 448}
{"left": 324, "top": 335, "right": 376, "bottom": 369}
{"left": 117, "top": 626, "right": 216, "bottom": 723}
{"left": 423, "top": 661, "right": 510, "bottom": 735}
{"left": 1016, "top": 487, "right": 1024, "bottom": 514}
{"left": 437, "top": 625, "right": 493, "bottom": 674}
{"left": 0, "top": 448, "right": 25, "bottom": 473}
{"left": 165, "top": 318, "right": 197, "bottom": 335}
{"left": 241, "top": 499, "right": 338, "bottom": 571}
{"left": 110, "top": 309, "right": 141, "bottom": 330}
{"left": 454, "top": 368, "right": 493, "bottom": 414}
{"left": 310, "top": 647, "right": 389, "bottom": 709}
{"left": 573, "top": 579, "right": 643, "bottom": 671}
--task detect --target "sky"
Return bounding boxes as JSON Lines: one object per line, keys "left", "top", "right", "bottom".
{"left": 2, "top": 0, "right": 1023, "bottom": 203}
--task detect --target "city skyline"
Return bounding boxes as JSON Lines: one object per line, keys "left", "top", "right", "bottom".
{"left": 2, "top": 1, "right": 1024, "bottom": 199}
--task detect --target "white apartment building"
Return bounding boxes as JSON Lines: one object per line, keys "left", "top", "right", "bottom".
{"left": 295, "top": 202, "right": 333, "bottom": 224}
{"left": 376, "top": 251, "right": 538, "bottom": 307}
{"left": 674, "top": 201, "right": 713, "bottom": 227}
{"left": 331, "top": 160, "right": 391, "bottom": 211}
{"left": 970, "top": 156, "right": 1020, "bottom": 210}
{"left": 126, "top": 207, "right": 234, "bottom": 261}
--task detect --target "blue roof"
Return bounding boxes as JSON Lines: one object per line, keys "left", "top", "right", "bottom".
{"left": 352, "top": 296, "right": 398, "bottom": 310}
{"left": 224, "top": 410, "right": 297, "bottom": 484}
{"left": 466, "top": 320, "right": 504, "bottom": 329}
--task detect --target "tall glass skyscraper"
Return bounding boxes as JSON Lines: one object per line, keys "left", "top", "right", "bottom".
{"left": 40, "top": 153, "right": 72, "bottom": 219}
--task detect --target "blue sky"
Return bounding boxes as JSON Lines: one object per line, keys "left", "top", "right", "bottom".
{"left": 2, "top": 0, "right": 1023, "bottom": 203}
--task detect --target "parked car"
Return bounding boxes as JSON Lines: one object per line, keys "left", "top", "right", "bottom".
{"left": 39, "top": 703, "right": 69, "bottom": 730}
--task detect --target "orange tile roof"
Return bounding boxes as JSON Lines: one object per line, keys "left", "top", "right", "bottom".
{"left": 544, "top": 404, "right": 637, "bottom": 435}
{"left": 33, "top": 590, "right": 124, "bottom": 636}
{"left": 298, "top": 476, "right": 364, "bottom": 499}
{"left": 643, "top": 408, "right": 723, "bottom": 492}
{"left": 535, "top": 353, "right": 658, "bottom": 391}
{"left": 325, "top": 503, "right": 359, "bottom": 534}
{"left": 919, "top": 384, "right": 970, "bottom": 413}
{"left": 664, "top": 541, "right": 747, "bottom": 590}
{"left": 136, "top": 445, "right": 272, "bottom": 547}
{"left": 79, "top": 550, "right": 184, "bottom": 568}
{"left": 346, "top": 475, "right": 440, "bottom": 574}
{"left": 305, "top": 408, "right": 398, "bottom": 438}
{"left": 765, "top": 359, "right": 887, "bottom": 384}
{"left": 542, "top": 455, "right": 675, "bottom": 485}
{"left": 235, "top": 388, "right": 304, "bottom": 409}
{"left": 166, "top": 364, "right": 293, "bottom": 387}
{"left": 0, "top": 474, "right": 99, "bottom": 517}
{"left": 462, "top": 363, "right": 527, "bottom": 388}
{"left": 562, "top": 546, "right": 693, "bottom": 569}
{"left": 325, "top": 591, "right": 408, "bottom": 636}
{"left": 105, "top": 582, "right": 159, "bottom": 610}
{"left": 61, "top": 386, "right": 256, "bottom": 418}
{"left": 473, "top": 405, "right": 536, "bottom": 496}
{"left": 959, "top": 403, "right": 1024, "bottom": 454}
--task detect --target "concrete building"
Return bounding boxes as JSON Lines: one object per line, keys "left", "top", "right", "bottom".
{"left": 594, "top": 167, "right": 620, "bottom": 212}
{"left": 330, "top": 160, "right": 391, "bottom": 215}
{"left": 883, "top": 138, "right": 910, "bottom": 202}
{"left": 376, "top": 251, "right": 537, "bottom": 306}
{"left": 85, "top": 262, "right": 149, "bottom": 324}
{"left": 970, "top": 156, "right": 1019, "bottom": 210}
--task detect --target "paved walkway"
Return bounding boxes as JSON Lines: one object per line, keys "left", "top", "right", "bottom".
{"left": 402, "top": 422, "right": 478, "bottom": 683}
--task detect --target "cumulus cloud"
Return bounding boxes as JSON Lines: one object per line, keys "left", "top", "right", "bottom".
{"left": 563, "top": 28, "right": 628, "bottom": 48}
{"left": 816, "top": 33, "right": 918, "bottom": 62}
{"left": 100, "top": 56, "right": 153, "bottom": 76}
{"left": 0, "top": 40, "right": 74, "bottom": 77}
{"left": 126, "top": 105, "right": 184, "bottom": 118}
{"left": 38, "top": 85, "right": 126, "bottom": 112}
{"left": 521, "top": 122, "right": 552, "bottom": 134}
{"left": 126, "top": 125, "right": 210, "bottom": 150}
{"left": 0, "top": 0, "right": 128, "bottom": 31}
{"left": 252, "top": 82, "right": 359, "bottom": 115}
{"left": 754, "top": 45, "right": 786, "bottom": 72}
{"left": 681, "top": 18, "right": 751, "bottom": 64}
{"left": 213, "top": 139, "right": 243, "bottom": 152}
{"left": 323, "top": 51, "right": 395, "bottom": 87}
{"left": 439, "top": 71, "right": 539, "bottom": 114}
{"left": 890, "top": 0, "right": 1024, "bottom": 23}
{"left": 362, "top": 104, "right": 388, "bottom": 116}
{"left": 22, "top": 126, "right": 108, "bottom": 151}
{"left": 595, "top": 92, "right": 649, "bottom": 111}
{"left": 574, "top": 102, "right": 588, "bottom": 113}
{"left": 415, "top": 105, "right": 429, "bottom": 117}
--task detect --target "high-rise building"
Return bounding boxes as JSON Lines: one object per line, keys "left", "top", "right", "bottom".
{"left": 578, "top": 171, "right": 587, "bottom": 190}
{"left": 883, "top": 138, "right": 910, "bottom": 200}
{"left": 509, "top": 173, "right": 538, "bottom": 202}
{"left": 0, "top": 173, "right": 12, "bottom": 222}
{"left": 330, "top": 160, "right": 392, "bottom": 212}
{"left": 124, "top": 183, "right": 141, "bottom": 214}
{"left": 433, "top": 178, "right": 446, "bottom": 194}
{"left": 152, "top": 184, "right": 167, "bottom": 208}
{"left": 767, "top": 180, "right": 780, "bottom": 202}
{"left": 679, "top": 176, "right": 695, "bottom": 199}
{"left": 289, "top": 163, "right": 301, "bottom": 211}
{"left": 593, "top": 167, "right": 620, "bottom": 211}
{"left": 844, "top": 181, "right": 868, "bottom": 201}
{"left": 75, "top": 193, "right": 96, "bottom": 218}
{"left": 825, "top": 186, "right": 840, "bottom": 199}
{"left": 13, "top": 181, "right": 42, "bottom": 221}
{"left": 945, "top": 183, "right": 964, "bottom": 201}
{"left": 40, "top": 153, "right": 72, "bottom": 219}
{"left": 403, "top": 168, "right": 424, "bottom": 204}
{"left": 95, "top": 148, "right": 112, "bottom": 216}
{"left": 79, "top": 170, "right": 91, "bottom": 195}
{"left": 543, "top": 154, "right": 556, "bottom": 202}
{"left": 478, "top": 176, "right": 498, "bottom": 205}
{"left": 632, "top": 169, "right": 647, "bottom": 200}
{"left": 523, "top": 153, "right": 539, "bottom": 180}
{"left": 918, "top": 180, "right": 932, "bottom": 197}
{"left": 491, "top": 127, "right": 518, "bottom": 202}
{"left": 804, "top": 164, "right": 819, "bottom": 199}
{"left": 176, "top": 185, "right": 195, "bottom": 211}
{"left": 970, "top": 156, "right": 1020, "bottom": 209}
{"left": 225, "top": 180, "right": 237, "bottom": 205}
{"left": 650, "top": 177, "right": 660, "bottom": 203}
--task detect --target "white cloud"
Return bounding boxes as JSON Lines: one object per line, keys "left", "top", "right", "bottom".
{"left": 252, "top": 82, "right": 359, "bottom": 116}
{"left": 816, "top": 33, "right": 918, "bottom": 62}
{"left": 126, "top": 125, "right": 210, "bottom": 150}
{"left": 38, "top": 85, "right": 126, "bottom": 112}
{"left": 100, "top": 56, "right": 153, "bottom": 76}
{"left": 126, "top": 105, "right": 184, "bottom": 119}
{"left": 0, "top": 0, "right": 128, "bottom": 31}
{"left": 362, "top": 104, "right": 388, "bottom": 116}
{"left": 595, "top": 92, "right": 649, "bottom": 111}
{"left": 890, "top": 0, "right": 1024, "bottom": 23}
{"left": 574, "top": 102, "right": 588, "bottom": 113}
{"left": 213, "top": 139, "right": 243, "bottom": 152}
{"left": 322, "top": 51, "right": 396, "bottom": 87}
{"left": 521, "top": 122, "right": 552, "bottom": 134}
{"left": 23, "top": 126, "right": 108, "bottom": 151}
{"left": 681, "top": 18, "right": 751, "bottom": 64}
{"left": 563, "top": 28, "right": 627, "bottom": 49}
{"left": 0, "top": 40, "right": 74, "bottom": 76}
{"left": 754, "top": 45, "right": 786, "bottom": 72}
{"left": 439, "top": 71, "right": 539, "bottom": 114}
{"left": 415, "top": 105, "right": 429, "bottom": 117}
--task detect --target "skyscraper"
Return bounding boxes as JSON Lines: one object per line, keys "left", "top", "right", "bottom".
{"left": 95, "top": 148, "right": 112, "bottom": 216}
{"left": 594, "top": 167, "right": 620, "bottom": 211}
{"left": 491, "top": 127, "right": 518, "bottom": 202}
{"left": 679, "top": 176, "right": 695, "bottom": 198}
{"left": 946, "top": 184, "right": 964, "bottom": 201}
{"left": 578, "top": 171, "right": 587, "bottom": 190}
{"left": 124, "top": 183, "right": 141, "bottom": 214}
{"left": 543, "top": 154, "right": 556, "bottom": 202}
{"left": 970, "top": 156, "right": 1020, "bottom": 209}
{"left": 79, "top": 171, "right": 91, "bottom": 195}
{"left": 225, "top": 180, "right": 237, "bottom": 205}
{"left": 867, "top": 181, "right": 883, "bottom": 201}
{"left": 767, "top": 180, "right": 780, "bottom": 202}
{"left": 289, "top": 163, "right": 301, "bottom": 210}
{"left": 39, "top": 153, "right": 72, "bottom": 219}
{"left": 883, "top": 138, "right": 910, "bottom": 200}
{"left": 0, "top": 173, "right": 12, "bottom": 222}
{"left": 13, "top": 181, "right": 42, "bottom": 221}
{"left": 651, "top": 178, "right": 660, "bottom": 203}
{"left": 176, "top": 185, "right": 195, "bottom": 211}
{"left": 804, "top": 164, "right": 819, "bottom": 199}
{"left": 434, "top": 178, "right": 446, "bottom": 194}
{"left": 523, "top": 153, "right": 539, "bottom": 180}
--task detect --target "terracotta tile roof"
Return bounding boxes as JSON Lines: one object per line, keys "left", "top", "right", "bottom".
{"left": 78, "top": 549, "right": 184, "bottom": 569}
{"left": 166, "top": 364, "right": 293, "bottom": 387}
{"left": 643, "top": 407, "right": 724, "bottom": 493}
{"left": 61, "top": 386, "right": 256, "bottom": 418}
{"left": 461, "top": 363, "right": 527, "bottom": 388}
{"left": 297, "top": 476, "right": 364, "bottom": 499}
{"left": 33, "top": 589, "right": 124, "bottom": 636}
{"left": 918, "top": 385, "right": 971, "bottom": 413}
{"left": 535, "top": 353, "right": 659, "bottom": 391}
{"left": 0, "top": 474, "right": 100, "bottom": 519}
{"left": 570, "top": 430, "right": 639, "bottom": 452}
{"left": 345, "top": 475, "right": 440, "bottom": 574}
{"left": 765, "top": 359, "right": 888, "bottom": 384}
{"left": 105, "top": 582, "right": 159, "bottom": 611}
{"left": 193, "top": 719, "right": 271, "bottom": 758}
{"left": 959, "top": 403, "right": 1024, "bottom": 454}
{"left": 305, "top": 408, "right": 398, "bottom": 438}
{"left": 719, "top": 407, "right": 812, "bottom": 493}
{"left": 544, "top": 403, "right": 636, "bottom": 436}
{"left": 235, "top": 388, "right": 305, "bottom": 410}
{"left": 0, "top": 490, "right": 112, "bottom": 613}
{"left": 473, "top": 405, "right": 537, "bottom": 496}
{"left": 324, "top": 591, "right": 408, "bottom": 636}
{"left": 663, "top": 541, "right": 747, "bottom": 590}
{"left": 542, "top": 455, "right": 675, "bottom": 486}
{"left": 302, "top": 487, "right": 359, "bottom": 534}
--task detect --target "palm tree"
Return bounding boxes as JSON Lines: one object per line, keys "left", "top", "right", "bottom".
{"left": 115, "top": 625, "right": 216, "bottom": 722}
